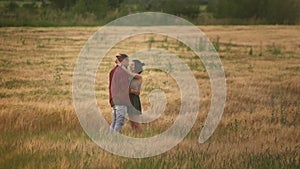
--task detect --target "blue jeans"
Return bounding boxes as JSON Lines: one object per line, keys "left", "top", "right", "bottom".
{"left": 110, "top": 105, "right": 127, "bottom": 133}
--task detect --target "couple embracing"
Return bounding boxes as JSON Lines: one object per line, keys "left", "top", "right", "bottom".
{"left": 109, "top": 53, "right": 144, "bottom": 133}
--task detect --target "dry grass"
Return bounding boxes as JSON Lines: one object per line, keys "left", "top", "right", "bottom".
{"left": 0, "top": 26, "right": 299, "bottom": 168}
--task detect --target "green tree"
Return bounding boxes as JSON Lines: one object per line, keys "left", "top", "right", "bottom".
{"left": 212, "top": 0, "right": 300, "bottom": 24}
{"left": 108, "top": 0, "right": 124, "bottom": 9}
{"left": 72, "top": 0, "right": 109, "bottom": 19}
{"left": 134, "top": 0, "right": 200, "bottom": 18}
{"left": 50, "top": 0, "right": 77, "bottom": 10}
{"left": 5, "top": 1, "right": 19, "bottom": 12}
{"left": 266, "top": 0, "right": 300, "bottom": 24}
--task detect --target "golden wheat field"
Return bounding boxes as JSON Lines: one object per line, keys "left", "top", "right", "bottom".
{"left": 0, "top": 26, "right": 299, "bottom": 169}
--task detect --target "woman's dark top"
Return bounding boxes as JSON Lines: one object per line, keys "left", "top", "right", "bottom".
{"left": 128, "top": 78, "right": 142, "bottom": 115}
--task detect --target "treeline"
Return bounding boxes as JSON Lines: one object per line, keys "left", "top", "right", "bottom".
{"left": 0, "top": 0, "right": 207, "bottom": 26}
{"left": 0, "top": 0, "right": 299, "bottom": 26}
{"left": 208, "top": 0, "right": 300, "bottom": 24}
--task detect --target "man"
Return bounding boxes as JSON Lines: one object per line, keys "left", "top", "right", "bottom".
{"left": 109, "top": 53, "right": 130, "bottom": 132}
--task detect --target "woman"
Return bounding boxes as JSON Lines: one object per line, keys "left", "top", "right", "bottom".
{"left": 128, "top": 60, "right": 144, "bottom": 133}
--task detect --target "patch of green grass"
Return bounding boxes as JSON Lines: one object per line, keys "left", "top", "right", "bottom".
{"left": 248, "top": 63, "right": 253, "bottom": 72}
{"left": 147, "top": 36, "right": 155, "bottom": 50}
{"left": 259, "top": 41, "right": 263, "bottom": 56}
{"left": 122, "top": 151, "right": 209, "bottom": 169}
{"left": 225, "top": 40, "right": 232, "bottom": 52}
{"left": 269, "top": 90, "right": 300, "bottom": 126}
{"left": 0, "top": 79, "right": 48, "bottom": 89}
{"left": 267, "top": 43, "right": 281, "bottom": 56}
{"left": 26, "top": 59, "right": 31, "bottom": 65}
{"left": 54, "top": 66, "right": 63, "bottom": 82}
{"left": 212, "top": 36, "right": 220, "bottom": 52}
{"left": 285, "top": 66, "right": 300, "bottom": 72}
{"left": 0, "top": 92, "right": 9, "bottom": 98}
{"left": 188, "top": 59, "right": 200, "bottom": 71}
{"left": 244, "top": 151, "right": 300, "bottom": 169}
{"left": 249, "top": 47, "right": 253, "bottom": 56}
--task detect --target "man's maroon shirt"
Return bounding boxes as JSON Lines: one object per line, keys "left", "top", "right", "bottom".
{"left": 109, "top": 66, "right": 131, "bottom": 107}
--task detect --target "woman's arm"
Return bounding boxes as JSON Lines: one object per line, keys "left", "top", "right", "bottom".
{"left": 115, "top": 57, "right": 142, "bottom": 79}
{"left": 130, "top": 88, "right": 140, "bottom": 95}
{"left": 120, "top": 65, "right": 142, "bottom": 79}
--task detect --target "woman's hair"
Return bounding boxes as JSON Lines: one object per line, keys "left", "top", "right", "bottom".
{"left": 132, "top": 60, "right": 145, "bottom": 74}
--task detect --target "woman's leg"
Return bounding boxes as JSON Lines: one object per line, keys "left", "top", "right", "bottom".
{"left": 129, "top": 114, "right": 142, "bottom": 133}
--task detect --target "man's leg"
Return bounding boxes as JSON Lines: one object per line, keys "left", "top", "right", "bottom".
{"left": 110, "top": 106, "right": 117, "bottom": 132}
{"left": 114, "top": 105, "right": 127, "bottom": 132}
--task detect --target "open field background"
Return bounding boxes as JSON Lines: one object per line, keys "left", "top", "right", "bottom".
{"left": 0, "top": 26, "right": 299, "bottom": 168}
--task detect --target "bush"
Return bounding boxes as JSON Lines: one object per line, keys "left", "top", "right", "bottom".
{"left": 72, "top": 0, "right": 109, "bottom": 19}
{"left": 5, "top": 2, "right": 19, "bottom": 12}
{"left": 210, "top": 0, "right": 300, "bottom": 24}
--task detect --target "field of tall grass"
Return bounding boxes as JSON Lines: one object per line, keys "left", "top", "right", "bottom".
{"left": 0, "top": 26, "right": 299, "bottom": 168}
